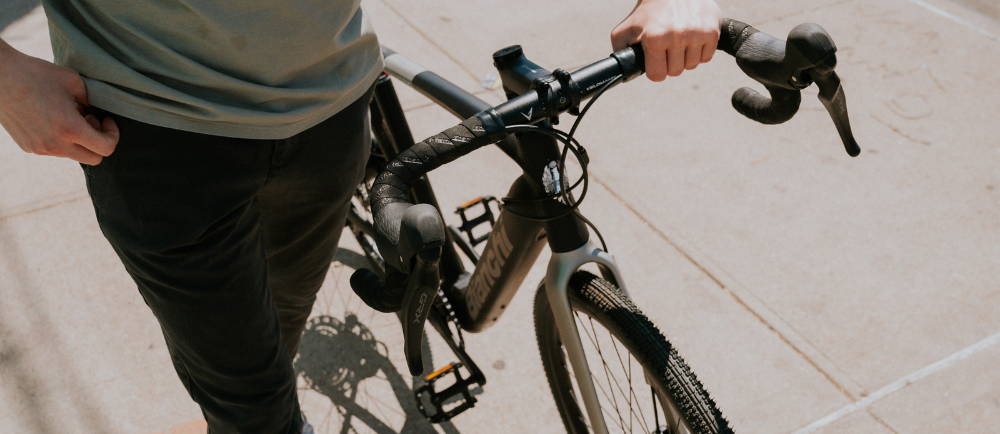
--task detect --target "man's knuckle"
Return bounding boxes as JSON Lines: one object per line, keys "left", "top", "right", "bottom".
{"left": 642, "top": 35, "right": 663, "bottom": 49}
{"left": 34, "top": 143, "right": 56, "bottom": 155}
{"left": 610, "top": 26, "right": 627, "bottom": 39}
{"left": 54, "top": 125, "right": 75, "bottom": 141}
{"left": 59, "top": 77, "right": 77, "bottom": 92}
{"left": 678, "top": 30, "right": 695, "bottom": 44}
{"left": 63, "top": 72, "right": 83, "bottom": 88}
{"left": 660, "top": 30, "right": 678, "bottom": 45}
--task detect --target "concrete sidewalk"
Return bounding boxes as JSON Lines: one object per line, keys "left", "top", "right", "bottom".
{"left": 2, "top": 0, "right": 998, "bottom": 432}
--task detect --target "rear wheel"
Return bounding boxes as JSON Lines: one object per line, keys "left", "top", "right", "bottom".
{"left": 346, "top": 185, "right": 385, "bottom": 277}
{"left": 345, "top": 134, "right": 388, "bottom": 277}
{"left": 534, "top": 272, "right": 732, "bottom": 434}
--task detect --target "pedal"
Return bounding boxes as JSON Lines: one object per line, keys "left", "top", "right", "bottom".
{"left": 414, "top": 361, "right": 484, "bottom": 422}
{"left": 454, "top": 196, "right": 499, "bottom": 248}
{"left": 414, "top": 306, "right": 487, "bottom": 423}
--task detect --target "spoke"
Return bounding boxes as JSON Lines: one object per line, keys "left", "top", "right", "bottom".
{"left": 652, "top": 386, "right": 661, "bottom": 434}
{"left": 628, "top": 352, "right": 635, "bottom": 433}
{"left": 586, "top": 314, "right": 627, "bottom": 431}
{"left": 572, "top": 308, "right": 671, "bottom": 433}
{"left": 583, "top": 315, "right": 648, "bottom": 426}
{"left": 566, "top": 342, "right": 627, "bottom": 432}
{"left": 628, "top": 351, "right": 632, "bottom": 433}
{"left": 577, "top": 313, "right": 633, "bottom": 407}
{"left": 609, "top": 331, "right": 650, "bottom": 431}
{"left": 573, "top": 312, "right": 630, "bottom": 432}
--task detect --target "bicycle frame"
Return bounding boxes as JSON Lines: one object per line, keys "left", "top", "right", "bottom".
{"left": 375, "top": 47, "right": 631, "bottom": 432}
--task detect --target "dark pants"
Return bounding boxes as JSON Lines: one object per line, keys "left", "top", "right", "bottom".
{"left": 81, "top": 89, "right": 373, "bottom": 433}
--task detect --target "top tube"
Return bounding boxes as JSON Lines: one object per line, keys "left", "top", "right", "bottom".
{"left": 382, "top": 46, "right": 491, "bottom": 119}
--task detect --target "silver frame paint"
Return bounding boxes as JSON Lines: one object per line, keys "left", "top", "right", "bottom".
{"left": 544, "top": 239, "right": 628, "bottom": 434}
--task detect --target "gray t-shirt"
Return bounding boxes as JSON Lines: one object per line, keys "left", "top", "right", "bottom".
{"left": 41, "top": 0, "right": 383, "bottom": 139}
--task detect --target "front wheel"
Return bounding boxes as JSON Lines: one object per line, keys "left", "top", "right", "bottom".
{"left": 534, "top": 272, "right": 732, "bottom": 434}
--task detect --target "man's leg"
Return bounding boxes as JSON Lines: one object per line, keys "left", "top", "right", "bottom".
{"left": 81, "top": 114, "right": 302, "bottom": 434}
{"left": 257, "top": 87, "right": 374, "bottom": 361}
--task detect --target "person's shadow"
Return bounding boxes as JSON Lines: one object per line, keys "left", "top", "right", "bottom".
{"left": 293, "top": 248, "right": 461, "bottom": 433}
{"left": 1, "top": 0, "right": 39, "bottom": 32}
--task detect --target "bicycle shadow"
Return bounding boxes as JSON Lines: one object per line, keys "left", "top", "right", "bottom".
{"left": 292, "top": 248, "right": 461, "bottom": 433}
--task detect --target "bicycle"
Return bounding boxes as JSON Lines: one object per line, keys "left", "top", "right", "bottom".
{"left": 345, "top": 18, "right": 860, "bottom": 433}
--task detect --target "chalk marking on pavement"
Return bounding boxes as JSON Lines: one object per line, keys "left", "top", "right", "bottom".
{"left": 793, "top": 328, "right": 1000, "bottom": 433}
{"left": 908, "top": 0, "right": 999, "bottom": 41}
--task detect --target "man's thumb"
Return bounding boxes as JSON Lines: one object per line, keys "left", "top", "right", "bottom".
{"left": 101, "top": 116, "right": 120, "bottom": 144}
{"left": 67, "top": 74, "right": 89, "bottom": 106}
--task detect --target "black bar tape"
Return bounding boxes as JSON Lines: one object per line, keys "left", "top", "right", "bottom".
{"left": 718, "top": 19, "right": 758, "bottom": 56}
{"left": 370, "top": 115, "right": 503, "bottom": 271}
{"left": 732, "top": 86, "right": 801, "bottom": 125}
{"left": 718, "top": 18, "right": 803, "bottom": 125}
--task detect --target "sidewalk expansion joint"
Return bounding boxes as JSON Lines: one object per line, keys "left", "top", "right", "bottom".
{"left": 867, "top": 409, "right": 902, "bottom": 434}
{"left": 793, "top": 328, "right": 1000, "bottom": 433}
{"left": 0, "top": 193, "right": 88, "bottom": 222}
{"left": 589, "top": 174, "right": 860, "bottom": 403}
{"left": 379, "top": 0, "right": 482, "bottom": 84}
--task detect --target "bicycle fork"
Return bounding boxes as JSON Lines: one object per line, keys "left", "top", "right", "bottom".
{"left": 544, "top": 239, "right": 630, "bottom": 434}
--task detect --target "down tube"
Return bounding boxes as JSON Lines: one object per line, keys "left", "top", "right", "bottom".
{"left": 458, "top": 206, "right": 546, "bottom": 333}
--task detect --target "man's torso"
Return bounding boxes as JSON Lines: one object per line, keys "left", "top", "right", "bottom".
{"left": 42, "top": 0, "right": 382, "bottom": 139}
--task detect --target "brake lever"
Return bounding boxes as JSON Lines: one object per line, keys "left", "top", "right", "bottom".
{"left": 811, "top": 68, "right": 861, "bottom": 157}
{"left": 785, "top": 23, "right": 862, "bottom": 157}
{"left": 401, "top": 247, "right": 442, "bottom": 376}
{"left": 720, "top": 19, "right": 862, "bottom": 157}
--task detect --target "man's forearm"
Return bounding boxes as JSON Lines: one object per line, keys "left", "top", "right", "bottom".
{"left": 0, "top": 39, "right": 16, "bottom": 60}
{"left": 0, "top": 40, "right": 21, "bottom": 94}
{"left": 0, "top": 39, "right": 26, "bottom": 76}
{"left": 0, "top": 40, "right": 11, "bottom": 67}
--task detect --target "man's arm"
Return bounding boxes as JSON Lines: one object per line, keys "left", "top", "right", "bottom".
{"left": 611, "top": 0, "right": 721, "bottom": 82}
{"left": 0, "top": 39, "right": 118, "bottom": 165}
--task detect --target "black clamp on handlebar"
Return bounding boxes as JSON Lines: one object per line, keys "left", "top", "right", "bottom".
{"left": 529, "top": 76, "right": 558, "bottom": 124}
{"left": 528, "top": 68, "right": 584, "bottom": 123}
{"left": 552, "top": 68, "right": 583, "bottom": 116}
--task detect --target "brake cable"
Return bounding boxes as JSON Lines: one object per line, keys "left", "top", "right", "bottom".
{"left": 499, "top": 74, "right": 623, "bottom": 252}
